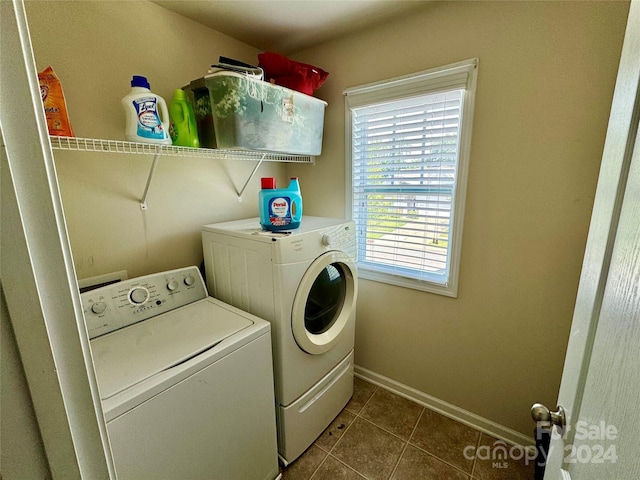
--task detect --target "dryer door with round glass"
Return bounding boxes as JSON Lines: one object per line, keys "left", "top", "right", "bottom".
{"left": 292, "top": 251, "right": 357, "bottom": 354}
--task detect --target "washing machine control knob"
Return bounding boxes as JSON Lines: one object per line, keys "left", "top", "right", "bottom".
{"left": 129, "top": 286, "right": 149, "bottom": 305}
{"left": 184, "top": 275, "right": 196, "bottom": 286}
{"left": 91, "top": 302, "right": 107, "bottom": 314}
{"left": 167, "top": 280, "right": 179, "bottom": 291}
{"left": 321, "top": 234, "right": 333, "bottom": 246}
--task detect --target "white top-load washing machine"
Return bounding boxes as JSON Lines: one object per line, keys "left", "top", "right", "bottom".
{"left": 81, "top": 266, "right": 280, "bottom": 480}
{"left": 202, "top": 216, "right": 357, "bottom": 464}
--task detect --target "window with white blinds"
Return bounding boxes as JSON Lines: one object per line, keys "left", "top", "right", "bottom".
{"left": 344, "top": 59, "right": 477, "bottom": 297}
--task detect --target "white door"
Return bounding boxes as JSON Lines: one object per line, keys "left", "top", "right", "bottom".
{"left": 1, "top": 0, "right": 114, "bottom": 477}
{"left": 541, "top": 2, "right": 640, "bottom": 479}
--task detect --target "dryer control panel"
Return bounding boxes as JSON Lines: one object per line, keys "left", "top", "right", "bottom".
{"left": 275, "top": 220, "right": 357, "bottom": 264}
{"left": 318, "top": 222, "right": 357, "bottom": 260}
{"left": 81, "top": 266, "right": 207, "bottom": 339}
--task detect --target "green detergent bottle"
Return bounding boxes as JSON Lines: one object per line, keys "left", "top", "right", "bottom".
{"left": 259, "top": 177, "right": 303, "bottom": 231}
{"left": 169, "top": 89, "right": 200, "bottom": 147}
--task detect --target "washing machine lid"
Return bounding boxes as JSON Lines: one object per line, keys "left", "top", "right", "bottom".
{"left": 90, "top": 298, "right": 253, "bottom": 399}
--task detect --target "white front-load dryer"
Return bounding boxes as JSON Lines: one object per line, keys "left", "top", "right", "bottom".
{"left": 202, "top": 216, "right": 357, "bottom": 464}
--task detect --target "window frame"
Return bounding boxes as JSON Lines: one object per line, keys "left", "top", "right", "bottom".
{"left": 344, "top": 59, "right": 478, "bottom": 298}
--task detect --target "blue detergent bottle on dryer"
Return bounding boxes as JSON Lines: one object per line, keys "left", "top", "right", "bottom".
{"left": 259, "top": 177, "right": 303, "bottom": 231}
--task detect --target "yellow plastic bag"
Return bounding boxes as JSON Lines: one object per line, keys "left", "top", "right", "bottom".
{"left": 38, "top": 66, "right": 74, "bottom": 137}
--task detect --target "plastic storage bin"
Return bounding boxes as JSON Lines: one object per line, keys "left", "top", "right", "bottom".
{"left": 186, "top": 71, "right": 327, "bottom": 155}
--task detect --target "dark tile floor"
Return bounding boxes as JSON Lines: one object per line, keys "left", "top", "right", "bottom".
{"left": 281, "top": 377, "right": 534, "bottom": 480}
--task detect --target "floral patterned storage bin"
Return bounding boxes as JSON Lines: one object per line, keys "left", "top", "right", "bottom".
{"left": 185, "top": 71, "right": 327, "bottom": 156}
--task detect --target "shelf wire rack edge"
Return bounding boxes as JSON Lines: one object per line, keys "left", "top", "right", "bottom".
{"left": 49, "top": 136, "right": 314, "bottom": 163}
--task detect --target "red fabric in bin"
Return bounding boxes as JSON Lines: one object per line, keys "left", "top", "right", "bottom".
{"left": 258, "top": 52, "right": 329, "bottom": 96}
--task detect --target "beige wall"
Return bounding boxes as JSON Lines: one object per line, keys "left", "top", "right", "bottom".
{"left": 290, "top": 1, "right": 629, "bottom": 436}
{"left": 24, "top": 0, "right": 630, "bottom": 440}
{"left": 25, "top": 0, "right": 287, "bottom": 281}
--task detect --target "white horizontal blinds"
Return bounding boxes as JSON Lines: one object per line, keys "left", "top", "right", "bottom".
{"left": 351, "top": 89, "right": 463, "bottom": 285}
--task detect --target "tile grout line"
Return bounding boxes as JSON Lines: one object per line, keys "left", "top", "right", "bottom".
{"left": 346, "top": 381, "right": 488, "bottom": 480}
{"left": 353, "top": 387, "right": 424, "bottom": 445}
{"left": 308, "top": 421, "right": 357, "bottom": 480}
{"left": 305, "top": 449, "right": 328, "bottom": 480}
{"left": 470, "top": 431, "right": 483, "bottom": 479}
{"left": 357, "top": 415, "right": 408, "bottom": 440}
{"left": 406, "top": 438, "right": 478, "bottom": 478}
{"left": 301, "top": 380, "right": 495, "bottom": 480}
{"left": 372, "top": 381, "right": 484, "bottom": 479}
{"left": 387, "top": 406, "right": 426, "bottom": 479}
{"left": 350, "top": 383, "right": 478, "bottom": 479}
{"left": 325, "top": 453, "right": 369, "bottom": 480}
{"left": 310, "top": 385, "right": 380, "bottom": 480}
{"left": 324, "top": 411, "right": 358, "bottom": 457}
{"left": 324, "top": 384, "right": 381, "bottom": 479}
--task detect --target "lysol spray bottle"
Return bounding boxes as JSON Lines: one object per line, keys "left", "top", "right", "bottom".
{"left": 122, "top": 75, "right": 172, "bottom": 144}
{"left": 259, "top": 177, "right": 303, "bottom": 231}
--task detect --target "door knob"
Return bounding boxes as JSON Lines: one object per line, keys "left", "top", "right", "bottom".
{"left": 531, "top": 403, "right": 566, "bottom": 431}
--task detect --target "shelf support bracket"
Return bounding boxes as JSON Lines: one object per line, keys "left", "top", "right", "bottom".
{"left": 140, "top": 151, "right": 161, "bottom": 210}
{"left": 236, "top": 153, "right": 266, "bottom": 202}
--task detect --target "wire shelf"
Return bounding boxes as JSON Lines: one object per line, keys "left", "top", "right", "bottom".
{"left": 49, "top": 136, "right": 315, "bottom": 163}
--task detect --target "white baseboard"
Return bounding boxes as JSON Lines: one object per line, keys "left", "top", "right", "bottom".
{"left": 354, "top": 365, "right": 534, "bottom": 448}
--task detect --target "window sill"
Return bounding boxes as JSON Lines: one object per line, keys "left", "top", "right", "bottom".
{"left": 357, "top": 267, "right": 458, "bottom": 298}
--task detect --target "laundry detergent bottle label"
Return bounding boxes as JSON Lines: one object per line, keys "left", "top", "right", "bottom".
{"left": 133, "top": 97, "right": 166, "bottom": 140}
{"left": 268, "top": 196, "right": 292, "bottom": 227}
{"left": 259, "top": 177, "right": 302, "bottom": 231}
{"left": 122, "top": 75, "right": 172, "bottom": 144}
